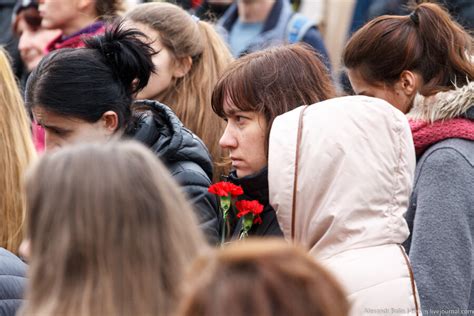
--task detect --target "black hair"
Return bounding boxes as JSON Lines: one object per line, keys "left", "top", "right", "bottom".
{"left": 25, "top": 22, "right": 155, "bottom": 129}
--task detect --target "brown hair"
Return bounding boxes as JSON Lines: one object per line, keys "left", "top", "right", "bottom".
{"left": 22, "top": 141, "right": 207, "bottom": 316}
{"left": 125, "top": 3, "right": 233, "bottom": 181}
{"left": 177, "top": 239, "right": 349, "bottom": 316}
{"left": 212, "top": 43, "right": 336, "bottom": 151}
{"left": 0, "top": 47, "right": 36, "bottom": 254}
{"left": 12, "top": 6, "right": 42, "bottom": 35}
{"left": 343, "top": 2, "right": 473, "bottom": 96}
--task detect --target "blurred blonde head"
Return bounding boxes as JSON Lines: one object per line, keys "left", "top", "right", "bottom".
{"left": 22, "top": 141, "right": 206, "bottom": 316}
{"left": 0, "top": 47, "right": 36, "bottom": 254}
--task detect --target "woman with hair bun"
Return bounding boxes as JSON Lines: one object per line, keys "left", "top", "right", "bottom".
{"left": 25, "top": 23, "right": 221, "bottom": 244}
{"left": 32, "top": 0, "right": 124, "bottom": 151}
{"left": 124, "top": 3, "right": 233, "bottom": 181}
{"left": 343, "top": 1, "right": 474, "bottom": 311}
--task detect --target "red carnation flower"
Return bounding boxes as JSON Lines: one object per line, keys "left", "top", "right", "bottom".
{"left": 236, "top": 200, "right": 264, "bottom": 222}
{"left": 208, "top": 181, "right": 244, "bottom": 197}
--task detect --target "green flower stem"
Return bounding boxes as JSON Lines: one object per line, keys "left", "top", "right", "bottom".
{"left": 220, "top": 195, "right": 231, "bottom": 245}
{"left": 221, "top": 216, "right": 226, "bottom": 245}
{"left": 239, "top": 229, "right": 249, "bottom": 240}
{"left": 239, "top": 214, "right": 254, "bottom": 240}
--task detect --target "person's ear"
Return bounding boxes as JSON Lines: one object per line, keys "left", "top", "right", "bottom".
{"left": 101, "top": 111, "right": 119, "bottom": 135}
{"left": 173, "top": 56, "right": 193, "bottom": 78}
{"left": 19, "top": 239, "right": 31, "bottom": 262}
{"left": 397, "top": 70, "right": 418, "bottom": 97}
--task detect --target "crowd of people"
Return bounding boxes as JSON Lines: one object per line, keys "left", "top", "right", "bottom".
{"left": 0, "top": 0, "right": 472, "bottom": 315}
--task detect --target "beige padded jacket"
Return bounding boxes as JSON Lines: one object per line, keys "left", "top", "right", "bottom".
{"left": 269, "top": 96, "right": 421, "bottom": 315}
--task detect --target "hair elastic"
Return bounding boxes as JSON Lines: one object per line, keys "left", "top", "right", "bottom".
{"left": 409, "top": 11, "right": 419, "bottom": 25}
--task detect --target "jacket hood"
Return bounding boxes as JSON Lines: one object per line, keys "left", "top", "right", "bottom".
{"left": 127, "top": 100, "right": 214, "bottom": 179}
{"left": 407, "top": 81, "right": 474, "bottom": 122}
{"left": 269, "top": 96, "right": 415, "bottom": 260}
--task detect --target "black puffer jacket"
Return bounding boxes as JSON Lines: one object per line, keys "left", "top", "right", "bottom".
{"left": 0, "top": 248, "right": 27, "bottom": 316}
{"left": 228, "top": 168, "right": 283, "bottom": 239}
{"left": 126, "top": 100, "right": 221, "bottom": 244}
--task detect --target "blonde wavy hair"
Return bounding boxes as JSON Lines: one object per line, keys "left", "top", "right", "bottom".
{"left": 0, "top": 47, "right": 36, "bottom": 254}
{"left": 125, "top": 3, "right": 234, "bottom": 181}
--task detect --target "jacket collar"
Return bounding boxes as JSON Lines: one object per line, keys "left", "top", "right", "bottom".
{"left": 46, "top": 21, "right": 105, "bottom": 52}
{"left": 126, "top": 99, "right": 214, "bottom": 179}
{"left": 220, "top": 0, "right": 284, "bottom": 34}
{"left": 407, "top": 81, "right": 474, "bottom": 122}
{"left": 228, "top": 167, "right": 269, "bottom": 205}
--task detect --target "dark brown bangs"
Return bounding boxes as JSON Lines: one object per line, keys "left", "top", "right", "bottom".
{"left": 211, "top": 58, "right": 263, "bottom": 118}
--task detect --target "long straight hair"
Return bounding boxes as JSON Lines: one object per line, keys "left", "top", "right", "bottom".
{"left": 21, "top": 141, "right": 207, "bottom": 316}
{"left": 125, "top": 3, "right": 234, "bottom": 181}
{"left": 0, "top": 47, "right": 36, "bottom": 254}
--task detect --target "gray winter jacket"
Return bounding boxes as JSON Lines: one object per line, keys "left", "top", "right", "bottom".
{"left": 0, "top": 248, "right": 27, "bottom": 316}
{"left": 403, "top": 82, "right": 474, "bottom": 312}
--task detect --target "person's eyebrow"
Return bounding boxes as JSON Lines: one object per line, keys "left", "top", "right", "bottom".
{"left": 224, "top": 108, "right": 239, "bottom": 117}
{"left": 42, "top": 124, "right": 70, "bottom": 133}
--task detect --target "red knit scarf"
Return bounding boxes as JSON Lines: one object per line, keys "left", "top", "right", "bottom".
{"left": 409, "top": 118, "right": 474, "bottom": 157}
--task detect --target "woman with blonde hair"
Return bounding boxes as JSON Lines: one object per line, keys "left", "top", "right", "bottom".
{"left": 124, "top": 3, "right": 234, "bottom": 181}
{"left": 177, "top": 239, "right": 349, "bottom": 316}
{"left": 0, "top": 47, "right": 34, "bottom": 315}
{"left": 20, "top": 141, "right": 207, "bottom": 316}
{"left": 0, "top": 47, "right": 36, "bottom": 254}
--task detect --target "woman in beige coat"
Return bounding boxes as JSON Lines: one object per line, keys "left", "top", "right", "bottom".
{"left": 268, "top": 96, "right": 421, "bottom": 315}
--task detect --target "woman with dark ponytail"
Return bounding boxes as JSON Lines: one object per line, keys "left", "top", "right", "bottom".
{"left": 25, "top": 23, "right": 221, "bottom": 245}
{"left": 343, "top": 2, "right": 473, "bottom": 311}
